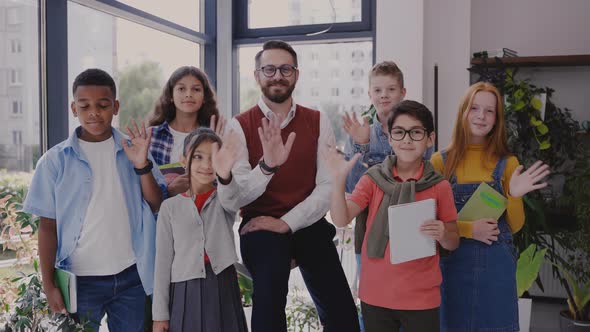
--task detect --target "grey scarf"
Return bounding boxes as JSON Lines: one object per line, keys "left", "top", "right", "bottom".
{"left": 362, "top": 155, "right": 444, "bottom": 258}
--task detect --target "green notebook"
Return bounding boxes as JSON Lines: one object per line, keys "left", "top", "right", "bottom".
{"left": 457, "top": 182, "right": 507, "bottom": 221}
{"left": 54, "top": 268, "right": 77, "bottom": 313}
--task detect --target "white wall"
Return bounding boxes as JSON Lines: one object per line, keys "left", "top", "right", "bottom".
{"left": 376, "top": 0, "right": 424, "bottom": 102}
{"left": 471, "top": 0, "right": 590, "bottom": 123}
{"left": 376, "top": 0, "right": 471, "bottom": 148}
{"left": 423, "top": 0, "right": 471, "bottom": 149}
{"left": 471, "top": 0, "right": 590, "bottom": 56}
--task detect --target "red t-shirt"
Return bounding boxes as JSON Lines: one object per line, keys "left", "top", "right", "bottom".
{"left": 183, "top": 188, "right": 215, "bottom": 264}
{"left": 349, "top": 163, "right": 457, "bottom": 310}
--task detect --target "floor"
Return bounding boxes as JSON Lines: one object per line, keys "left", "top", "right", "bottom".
{"left": 97, "top": 297, "right": 565, "bottom": 332}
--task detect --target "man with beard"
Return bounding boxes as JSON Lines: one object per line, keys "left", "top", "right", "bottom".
{"left": 217, "top": 40, "right": 360, "bottom": 332}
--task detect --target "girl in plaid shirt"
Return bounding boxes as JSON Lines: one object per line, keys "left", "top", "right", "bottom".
{"left": 148, "top": 66, "right": 225, "bottom": 196}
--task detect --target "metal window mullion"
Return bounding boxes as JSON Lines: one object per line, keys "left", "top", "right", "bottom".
{"left": 203, "top": 0, "right": 216, "bottom": 87}
{"left": 40, "top": 0, "right": 47, "bottom": 152}
{"left": 45, "top": 0, "right": 69, "bottom": 149}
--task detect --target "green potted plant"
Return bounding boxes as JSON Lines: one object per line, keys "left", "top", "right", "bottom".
{"left": 516, "top": 244, "right": 547, "bottom": 332}
{"left": 551, "top": 263, "right": 590, "bottom": 331}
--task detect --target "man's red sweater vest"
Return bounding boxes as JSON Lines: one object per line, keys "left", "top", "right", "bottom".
{"left": 235, "top": 105, "right": 320, "bottom": 221}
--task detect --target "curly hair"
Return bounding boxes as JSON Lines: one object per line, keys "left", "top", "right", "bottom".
{"left": 148, "top": 66, "right": 219, "bottom": 128}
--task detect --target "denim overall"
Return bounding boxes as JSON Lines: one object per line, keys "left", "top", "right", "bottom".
{"left": 440, "top": 151, "right": 519, "bottom": 332}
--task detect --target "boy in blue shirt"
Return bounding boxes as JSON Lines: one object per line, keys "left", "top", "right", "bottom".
{"left": 344, "top": 61, "right": 434, "bottom": 192}
{"left": 343, "top": 62, "right": 433, "bottom": 330}
{"left": 23, "top": 69, "right": 166, "bottom": 332}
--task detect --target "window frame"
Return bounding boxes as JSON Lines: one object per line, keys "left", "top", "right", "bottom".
{"left": 10, "top": 39, "right": 23, "bottom": 53}
{"left": 9, "top": 68, "right": 23, "bottom": 85}
{"left": 7, "top": 6, "right": 23, "bottom": 25}
{"left": 12, "top": 100, "right": 23, "bottom": 115}
{"left": 234, "top": 0, "right": 373, "bottom": 40}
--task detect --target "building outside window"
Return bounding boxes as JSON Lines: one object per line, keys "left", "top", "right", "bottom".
{"left": 0, "top": 1, "right": 38, "bottom": 172}
{"left": 11, "top": 39, "right": 22, "bottom": 53}
{"left": 12, "top": 100, "right": 23, "bottom": 115}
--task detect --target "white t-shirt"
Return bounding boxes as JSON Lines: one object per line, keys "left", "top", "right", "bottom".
{"left": 168, "top": 126, "right": 190, "bottom": 164}
{"left": 69, "top": 137, "right": 136, "bottom": 276}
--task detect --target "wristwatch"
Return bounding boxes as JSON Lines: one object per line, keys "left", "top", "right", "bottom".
{"left": 134, "top": 159, "right": 153, "bottom": 175}
{"left": 259, "top": 159, "right": 280, "bottom": 174}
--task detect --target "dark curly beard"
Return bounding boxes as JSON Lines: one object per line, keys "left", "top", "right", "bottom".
{"left": 261, "top": 80, "right": 296, "bottom": 104}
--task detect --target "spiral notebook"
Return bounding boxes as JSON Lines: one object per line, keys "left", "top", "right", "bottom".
{"left": 388, "top": 198, "right": 436, "bottom": 264}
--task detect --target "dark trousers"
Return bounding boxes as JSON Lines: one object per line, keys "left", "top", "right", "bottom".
{"left": 240, "top": 218, "right": 360, "bottom": 332}
{"left": 361, "top": 302, "right": 439, "bottom": 332}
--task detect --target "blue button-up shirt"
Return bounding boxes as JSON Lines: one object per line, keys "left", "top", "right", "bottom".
{"left": 23, "top": 127, "right": 166, "bottom": 295}
{"left": 344, "top": 115, "right": 434, "bottom": 193}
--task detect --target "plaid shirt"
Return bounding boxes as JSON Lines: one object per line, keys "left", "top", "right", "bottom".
{"left": 149, "top": 122, "right": 174, "bottom": 166}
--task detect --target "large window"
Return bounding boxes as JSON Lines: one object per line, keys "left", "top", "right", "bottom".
{"left": 0, "top": 0, "right": 39, "bottom": 172}
{"left": 67, "top": 1, "right": 204, "bottom": 132}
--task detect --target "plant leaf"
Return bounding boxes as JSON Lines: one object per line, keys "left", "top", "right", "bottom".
{"left": 531, "top": 97, "right": 543, "bottom": 111}
{"left": 513, "top": 100, "right": 526, "bottom": 111}
{"left": 530, "top": 117, "right": 542, "bottom": 126}
{"left": 539, "top": 140, "right": 551, "bottom": 150}
{"left": 516, "top": 244, "right": 547, "bottom": 297}
{"left": 536, "top": 124, "right": 549, "bottom": 135}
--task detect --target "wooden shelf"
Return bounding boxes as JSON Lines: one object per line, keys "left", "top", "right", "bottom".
{"left": 470, "top": 54, "right": 590, "bottom": 68}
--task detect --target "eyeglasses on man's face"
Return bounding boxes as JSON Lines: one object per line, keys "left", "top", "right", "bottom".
{"left": 256, "top": 65, "right": 297, "bottom": 78}
{"left": 390, "top": 127, "right": 428, "bottom": 141}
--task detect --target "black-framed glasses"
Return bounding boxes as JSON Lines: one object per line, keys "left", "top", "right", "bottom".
{"left": 256, "top": 65, "right": 297, "bottom": 78}
{"left": 390, "top": 127, "right": 428, "bottom": 141}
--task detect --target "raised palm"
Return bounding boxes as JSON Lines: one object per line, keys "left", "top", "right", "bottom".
{"left": 343, "top": 112, "right": 370, "bottom": 145}
{"left": 212, "top": 130, "right": 243, "bottom": 180}
{"left": 324, "top": 146, "right": 361, "bottom": 180}
{"left": 210, "top": 114, "right": 227, "bottom": 137}
{"left": 258, "top": 112, "right": 296, "bottom": 168}
{"left": 122, "top": 120, "right": 151, "bottom": 168}
{"left": 509, "top": 160, "right": 551, "bottom": 197}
